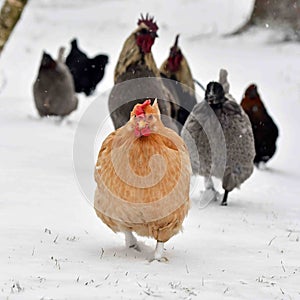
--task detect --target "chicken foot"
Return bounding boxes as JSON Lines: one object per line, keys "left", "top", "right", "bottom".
{"left": 124, "top": 231, "right": 140, "bottom": 251}
{"left": 150, "top": 241, "right": 168, "bottom": 262}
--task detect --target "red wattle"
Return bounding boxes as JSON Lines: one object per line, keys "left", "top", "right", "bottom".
{"left": 136, "top": 35, "right": 155, "bottom": 54}
{"left": 134, "top": 127, "right": 141, "bottom": 137}
{"left": 141, "top": 126, "right": 151, "bottom": 136}
{"left": 134, "top": 125, "right": 151, "bottom": 137}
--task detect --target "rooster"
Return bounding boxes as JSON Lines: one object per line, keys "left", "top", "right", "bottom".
{"left": 241, "top": 84, "right": 279, "bottom": 167}
{"left": 160, "top": 34, "right": 197, "bottom": 131}
{"left": 182, "top": 81, "right": 255, "bottom": 206}
{"left": 94, "top": 99, "right": 191, "bottom": 261}
{"left": 66, "top": 39, "right": 109, "bottom": 96}
{"left": 33, "top": 48, "right": 78, "bottom": 117}
{"left": 108, "top": 14, "right": 179, "bottom": 132}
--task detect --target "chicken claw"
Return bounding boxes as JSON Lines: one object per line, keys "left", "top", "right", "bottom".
{"left": 129, "top": 244, "right": 141, "bottom": 252}
{"left": 149, "top": 256, "right": 169, "bottom": 263}
{"left": 199, "top": 177, "right": 220, "bottom": 207}
{"left": 200, "top": 189, "right": 218, "bottom": 206}
{"left": 148, "top": 241, "right": 168, "bottom": 262}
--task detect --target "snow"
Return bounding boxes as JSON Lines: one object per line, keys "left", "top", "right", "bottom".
{"left": 1, "top": 0, "right": 300, "bottom": 299}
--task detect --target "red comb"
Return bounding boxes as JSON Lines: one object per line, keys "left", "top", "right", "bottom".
{"left": 137, "top": 13, "right": 158, "bottom": 32}
{"left": 135, "top": 99, "right": 151, "bottom": 116}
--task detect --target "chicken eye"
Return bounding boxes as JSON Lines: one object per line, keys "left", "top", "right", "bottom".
{"left": 147, "top": 114, "right": 153, "bottom": 121}
{"left": 139, "top": 28, "right": 148, "bottom": 35}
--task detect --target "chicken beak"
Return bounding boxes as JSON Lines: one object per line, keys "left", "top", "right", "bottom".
{"left": 206, "top": 95, "right": 216, "bottom": 104}
{"left": 137, "top": 119, "right": 147, "bottom": 130}
{"left": 135, "top": 117, "right": 151, "bottom": 137}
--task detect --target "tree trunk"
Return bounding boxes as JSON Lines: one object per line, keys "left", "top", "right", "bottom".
{"left": 231, "top": 0, "right": 300, "bottom": 40}
{"left": 0, "top": 0, "right": 28, "bottom": 56}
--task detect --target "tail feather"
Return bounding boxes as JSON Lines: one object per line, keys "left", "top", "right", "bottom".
{"left": 57, "top": 47, "right": 65, "bottom": 63}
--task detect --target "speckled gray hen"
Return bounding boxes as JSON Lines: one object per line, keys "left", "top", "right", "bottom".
{"left": 181, "top": 81, "right": 255, "bottom": 205}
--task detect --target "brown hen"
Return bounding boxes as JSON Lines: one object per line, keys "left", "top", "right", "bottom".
{"left": 94, "top": 99, "right": 191, "bottom": 261}
{"left": 160, "top": 34, "right": 197, "bottom": 131}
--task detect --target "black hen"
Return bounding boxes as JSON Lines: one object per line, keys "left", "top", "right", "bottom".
{"left": 66, "top": 39, "right": 109, "bottom": 96}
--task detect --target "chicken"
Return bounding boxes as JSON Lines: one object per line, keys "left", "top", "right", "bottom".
{"left": 108, "top": 14, "right": 179, "bottom": 132}
{"left": 160, "top": 35, "right": 197, "bottom": 132}
{"left": 241, "top": 84, "right": 279, "bottom": 167}
{"left": 181, "top": 81, "right": 255, "bottom": 206}
{"left": 94, "top": 99, "right": 191, "bottom": 261}
{"left": 33, "top": 48, "right": 78, "bottom": 117}
{"left": 65, "top": 38, "right": 109, "bottom": 96}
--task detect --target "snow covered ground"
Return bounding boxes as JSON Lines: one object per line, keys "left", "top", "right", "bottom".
{"left": 1, "top": 0, "right": 300, "bottom": 299}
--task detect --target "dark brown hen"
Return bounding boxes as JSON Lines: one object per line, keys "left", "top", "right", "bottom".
{"left": 241, "top": 84, "right": 279, "bottom": 167}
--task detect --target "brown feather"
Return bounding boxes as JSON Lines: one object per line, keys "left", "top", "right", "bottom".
{"left": 94, "top": 103, "right": 191, "bottom": 242}
{"left": 109, "top": 22, "right": 180, "bottom": 133}
{"left": 159, "top": 41, "right": 197, "bottom": 130}
{"left": 114, "top": 23, "right": 159, "bottom": 83}
{"left": 160, "top": 55, "right": 195, "bottom": 94}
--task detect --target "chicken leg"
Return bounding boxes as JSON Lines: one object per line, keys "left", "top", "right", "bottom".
{"left": 221, "top": 190, "right": 229, "bottom": 206}
{"left": 152, "top": 241, "right": 168, "bottom": 262}
{"left": 204, "top": 177, "right": 215, "bottom": 190}
{"left": 200, "top": 177, "right": 219, "bottom": 206}
{"left": 124, "top": 231, "right": 140, "bottom": 251}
